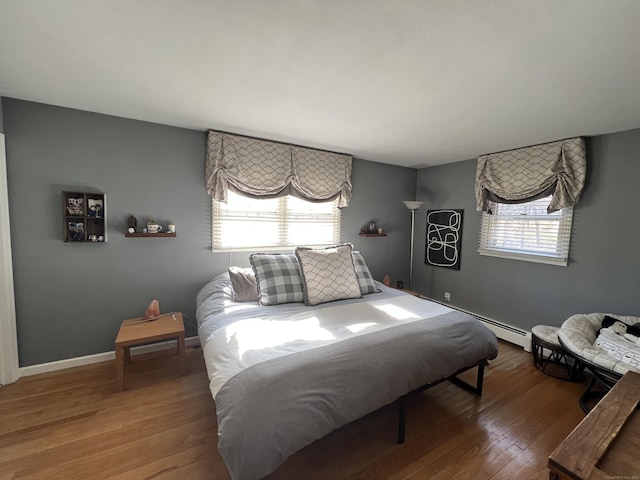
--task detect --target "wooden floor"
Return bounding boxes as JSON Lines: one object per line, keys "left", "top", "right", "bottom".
{"left": 0, "top": 341, "right": 588, "bottom": 480}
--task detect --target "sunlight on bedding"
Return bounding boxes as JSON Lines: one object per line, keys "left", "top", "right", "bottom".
{"left": 374, "top": 303, "right": 421, "bottom": 321}
{"left": 224, "top": 302, "right": 259, "bottom": 315}
{"left": 346, "top": 322, "right": 377, "bottom": 333}
{"left": 225, "top": 317, "right": 335, "bottom": 357}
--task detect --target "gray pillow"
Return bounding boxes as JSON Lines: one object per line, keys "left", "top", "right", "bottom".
{"left": 295, "top": 244, "right": 361, "bottom": 306}
{"left": 352, "top": 251, "right": 380, "bottom": 295}
{"left": 249, "top": 253, "right": 304, "bottom": 305}
{"left": 228, "top": 267, "right": 258, "bottom": 302}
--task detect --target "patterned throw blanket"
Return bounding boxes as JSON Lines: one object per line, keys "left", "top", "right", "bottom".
{"left": 595, "top": 328, "right": 640, "bottom": 369}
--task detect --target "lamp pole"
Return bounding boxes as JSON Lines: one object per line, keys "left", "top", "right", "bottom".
{"left": 403, "top": 201, "right": 424, "bottom": 290}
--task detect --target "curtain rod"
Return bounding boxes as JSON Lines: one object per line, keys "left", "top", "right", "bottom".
{"left": 209, "top": 130, "right": 352, "bottom": 158}
{"left": 479, "top": 136, "right": 583, "bottom": 158}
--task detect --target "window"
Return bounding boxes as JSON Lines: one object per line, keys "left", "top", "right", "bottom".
{"left": 212, "top": 190, "right": 341, "bottom": 251}
{"left": 478, "top": 196, "right": 573, "bottom": 266}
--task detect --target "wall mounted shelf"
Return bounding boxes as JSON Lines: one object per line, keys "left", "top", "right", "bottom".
{"left": 359, "top": 233, "right": 387, "bottom": 237}
{"left": 125, "top": 232, "right": 176, "bottom": 238}
{"left": 62, "top": 191, "right": 107, "bottom": 243}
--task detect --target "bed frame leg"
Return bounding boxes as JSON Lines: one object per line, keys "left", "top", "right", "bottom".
{"left": 448, "top": 363, "right": 485, "bottom": 396}
{"left": 476, "top": 363, "right": 485, "bottom": 396}
{"left": 396, "top": 361, "right": 487, "bottom": 445}
{"left": 397, "top": 398, "right": 406, "bottom": 445}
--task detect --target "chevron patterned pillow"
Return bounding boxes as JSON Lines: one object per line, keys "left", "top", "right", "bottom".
{"left": 295, "top": 244, "right": 361, "bottom": 306}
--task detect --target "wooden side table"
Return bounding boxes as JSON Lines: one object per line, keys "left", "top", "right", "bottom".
{"left": 114, "top": 312, "right": 185, "bottom": 392}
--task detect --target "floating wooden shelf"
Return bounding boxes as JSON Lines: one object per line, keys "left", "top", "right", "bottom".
{"left": 125, "top": 232, "right": 177, "bottom": 238}
{"left": 359, "top": 233, "right": 387, "bottom": 237}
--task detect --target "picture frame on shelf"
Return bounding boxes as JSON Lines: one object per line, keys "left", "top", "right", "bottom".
{"left": 367, "top": 221, "right": 377, "bottom": 234}
{"left": 67, "top": 221, "right": 85, "bottom": 241}
{"left": 66, "top": 197, "right": 84, "bottom": 216}
{"left": 87, "top": 198, "right": 104, "bottom": 218}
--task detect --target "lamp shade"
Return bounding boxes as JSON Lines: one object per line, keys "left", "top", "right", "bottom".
{"left": 403, "top": 201, "right": 424, "bottom": 211}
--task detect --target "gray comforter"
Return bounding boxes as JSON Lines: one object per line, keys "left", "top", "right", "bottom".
{"left": 197, "top": 274, "right": 498, "bottom": 480}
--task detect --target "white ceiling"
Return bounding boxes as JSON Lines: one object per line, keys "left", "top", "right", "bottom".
{"left": 1, "top": 1, "right": 640, "bottom": 168}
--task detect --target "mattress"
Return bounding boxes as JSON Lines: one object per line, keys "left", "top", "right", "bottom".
{"left": 196, "top": 273, "right": 498, "bottom": 480}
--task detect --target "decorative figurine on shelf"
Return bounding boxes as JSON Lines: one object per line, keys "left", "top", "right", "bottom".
{"left": 360, "top": 226, "right": 366, "bottom": 234}
{"left": 383, "top": 275, "right": 391, "bottom": 287}
{"left": 127, "top": 215, "right": 137, "bottom": 233}
{"left": 168, "top": 221, "right": 176, "bottom": 233}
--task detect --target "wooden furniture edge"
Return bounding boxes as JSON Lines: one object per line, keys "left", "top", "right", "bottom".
{"left": 548, "top": 371, "right": 640, "bottom": 479}
{"left": 115, "top": 313, "right": 186, "bottom": 392}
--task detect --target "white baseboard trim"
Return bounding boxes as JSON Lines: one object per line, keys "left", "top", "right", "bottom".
{"left": 423, "top": 297, "right": 532, "bottom": 352}
{"left": 19, "top": 336, "right": 200, "bottom": 378}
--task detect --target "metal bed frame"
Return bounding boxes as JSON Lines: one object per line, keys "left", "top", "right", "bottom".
{"left": 396, "top": 360, "right": 488, "bottom": 444}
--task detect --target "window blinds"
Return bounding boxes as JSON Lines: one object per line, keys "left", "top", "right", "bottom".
{"left": 478, "top": 197, "right": 574, "bottom": 266}
{"left": 212, "top": 191, "right": 341, "bottom": 251}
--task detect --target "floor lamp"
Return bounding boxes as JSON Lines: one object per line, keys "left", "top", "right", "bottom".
{"left": 403, "top": 201, "right": 424, "bottom": 290}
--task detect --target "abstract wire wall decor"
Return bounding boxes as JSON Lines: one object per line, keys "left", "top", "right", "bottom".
{"left": 425, "top": 209, "right": 463, "bottom": 270}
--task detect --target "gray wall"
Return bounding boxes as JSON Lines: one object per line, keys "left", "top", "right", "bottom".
{"left": 414, "top": 129, "right": 640, "bottom": 331}
{"left": 3, "top": 98, "right": 416, "bottom": 366}
{"left": 0, "top": 97, "right": 4, "bottom": 133}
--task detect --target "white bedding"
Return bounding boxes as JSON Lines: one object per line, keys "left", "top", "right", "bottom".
{"left": 196, "top": 272, "right": 499, "bottom": 480}
{"left": 198, "top": 277, "right": 451, "bottom": 397}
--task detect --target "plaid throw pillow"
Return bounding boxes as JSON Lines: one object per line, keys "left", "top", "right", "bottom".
{"left": 250, "top": 253, "right": 304, "bottom": 305}
{"left": 352, "top": 251, "right": 380, "bottom": 295}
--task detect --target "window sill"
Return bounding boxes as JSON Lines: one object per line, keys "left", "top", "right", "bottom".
{"left": 478, "top": 248, "right": 568, "bottom": 267}
{"left": 212, "top": 243, "right": 338, "bottom": 253}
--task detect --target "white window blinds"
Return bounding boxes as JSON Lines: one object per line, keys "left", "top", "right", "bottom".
{"left": 212, "top": 191, "right": 341, "bottom": 251}
{"left": 478, "top": 196, "right": 573, "bottom": 266}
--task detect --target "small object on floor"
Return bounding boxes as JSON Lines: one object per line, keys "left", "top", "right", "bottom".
{"left": 145, "top": 299, "right": 160, "bottom": 319}
{"left": 531, "top": 325, "right": 582, "bottom": 381}
{"left": 383, "top": 275, "right": 390, "bottom": 287}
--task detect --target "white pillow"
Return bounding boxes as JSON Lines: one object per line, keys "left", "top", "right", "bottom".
{"left": 295, "top": 244, "right": 361, "bottom": 306}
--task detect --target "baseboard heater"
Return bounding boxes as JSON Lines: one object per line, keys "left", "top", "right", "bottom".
{"left": 426, "top": 297, "right": 531, "bottom": 352}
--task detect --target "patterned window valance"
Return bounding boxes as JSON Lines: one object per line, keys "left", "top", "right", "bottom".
{"left": 206, "top": 131, "right": 352, "bottom": 207}
{"left": 475, "top": 137, "right": 586, "bottom": 214}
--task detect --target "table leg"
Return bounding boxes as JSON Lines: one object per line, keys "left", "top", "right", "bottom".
{"left": 115, "top": 346, "right": 124, "bottom": 392}
{"left": 124, "top": 346, "right": 131, "bottom": 365}
{"left": 178, "top": 333, "right": 186, "bottom": 376}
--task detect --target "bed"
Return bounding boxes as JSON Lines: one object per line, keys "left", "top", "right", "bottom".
{"left": 196, "top": 269, "right": 498, "bottom": 480}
